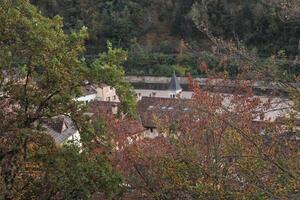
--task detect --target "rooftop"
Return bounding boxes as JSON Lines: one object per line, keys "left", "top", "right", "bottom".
{"left": 88, "top": 100, "right": 119, "bottom": 118}
{"left": 168, "top": 72, "right": 182, "bottom": 91}
{"left": 137, "top": 97, "right": 193, "bottom": 128}
{"left": 111, "top": 120, "right": 146, "bottom": 138}
{"left": 81, "top": 84, "right": 97, "bottom": 96}
{"left": 42, "top": 116, "right": 78, "bottom": 144}
{"left": 88, "top": 100, "right": 145, "bottom": 136}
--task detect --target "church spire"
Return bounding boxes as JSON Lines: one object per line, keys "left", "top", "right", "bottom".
{"left": 168, "top": 71, "right": 182, "bottom": 91}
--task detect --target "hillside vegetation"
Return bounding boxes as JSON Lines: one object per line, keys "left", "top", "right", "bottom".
{"left": 1, "top": 1, "right": 299, "bottom": 199}
{"left": 31, "top": 0, "right": 300, "bottom": 77}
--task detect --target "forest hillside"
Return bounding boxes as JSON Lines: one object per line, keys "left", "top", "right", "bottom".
{"left": 31, "top": 0, "right": 300, "bottom": 77}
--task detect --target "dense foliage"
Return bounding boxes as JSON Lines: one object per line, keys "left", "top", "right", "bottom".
{"left": 31, "top": 0, "right": 300, "bottom": 77}
{"left": 0, "top": 0, "right": 134, "bottom": 198}
{"left": 1, "top": 0, "right": 299, "bottom": 199}
{"left": 117, "top": 80, "right": 300, "bottom": 199}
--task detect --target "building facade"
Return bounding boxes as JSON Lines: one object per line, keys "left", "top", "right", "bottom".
{"left": 135, "top": 72, "right": 188, "bottom": 101}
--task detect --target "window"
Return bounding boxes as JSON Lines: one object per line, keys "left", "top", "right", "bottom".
{"left": 152, "top": 92, "right": 156, "bottom": 97}
{"left": 106, "top": 97, "right": 111, "bottom": 102}
{"left": 170, "top": 94, "right": 175, "bottom": 98}
{"left": 110, "top": 86, "right": 113, "bottom": 90}
{"left": 113, "top": 95, "right": 116, "bottom": 100}
{"left": 150, "top": 128, "right": 154, "bottom": 133}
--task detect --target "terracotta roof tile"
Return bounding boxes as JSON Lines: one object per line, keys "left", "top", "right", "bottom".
{"left": 88, "top": 101, "right": 145, "bottom": 142}
{"left": 88, "top": 100, "right": 119, "bottom": 118}
{"left": 111, "top": 120, "right": 146, "bottom": 138}
{"left": 137, "top": 97, "right": 193, "bottom": 128}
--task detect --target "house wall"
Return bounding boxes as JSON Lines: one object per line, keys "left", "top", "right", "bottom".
{"left": 66, "top": 130, "right": 81, "bottom": 147}
{"left": 96, "top": 86, "right": 119, "bottom": 102}
{"left": 126, "top": 76, "right": 190, "bottom": 84}
{"left": 135, "top": 89, "right": 193, "bottom": 100}
{"left": 125, "top": 76, "right": 289, "bottom": 90}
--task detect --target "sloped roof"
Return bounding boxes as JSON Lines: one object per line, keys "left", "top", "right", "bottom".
{"left": 112, "top": 120, "right": 146, "bottom": 137}
{"left": 88, "top": 101, "right": 145, "bottom": 137}
{"left": 81, "top": 84, "right": 97, "bottom": 96}
{"left": 137, "top": 97, "right": 193, "bottom": 128}
{"left": 88, "top": 100, "right": 120, "bottom": 118}
{"left": 45, "top": 117, "right": 66, "bottom": 133}
{"left": 42, "top": 116, "right": 78, "bottom": 144}
{"left": 168, "top": 72, "right": 182, "bottom": 91}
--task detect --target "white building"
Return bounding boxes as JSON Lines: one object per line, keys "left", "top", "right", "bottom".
{"left": 75, "top": 84, "right": 97, "bottom": 103}
{"left": 132, "top": 73, "right": 296, "bottom": 125}
{"left": 135, "top": 72, "right": 185, "bottom": 101}
{"left": 95, "top": 84, "right": 119, "bottom": 102}
{"left": 76, "top": 83, "right": 119, "bottom": 103}
{"left": 42, "top": 116, "right": 81, "bottom": 147}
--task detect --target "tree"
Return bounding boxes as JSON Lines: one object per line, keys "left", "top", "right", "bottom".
{"left": 30, "top": 0, "right": 144, "bottom": 53}
{"left": 113, "top": 1, "right": 300, "bottom": 198}
{"left": 190, "top": 0, "right": 300, "bottom": 56}
{"left": 30, "top": 0, "right": 300, "bottom": 77}
{"left": 116, "top": 78, "right": 300, "bottom": 199}
{"left": 90, "top": 42, "right": 138, "bottom": 118}
{"left": 0, "top": 1, "right": 124, "bottom": 199}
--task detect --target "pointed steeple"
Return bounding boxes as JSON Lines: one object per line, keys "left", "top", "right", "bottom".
{"left": 168, "top": 71, "right": 182, "bottom": 91}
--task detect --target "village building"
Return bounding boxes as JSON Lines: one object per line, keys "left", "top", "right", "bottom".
{"left": 74, "top": 77, "right": 299, "bottom": 147}
{"left": 95, "top": 84, "right": 119, "bottom": 102}
{"left": 137, "top": 95, "right": 299, "bottom": 139}
{"left": 88, "top": 100, "right": 119, "bottom": 117}
{"left": 87, "top": 101, "right": 146, "bottom": 150}
{"left": 76, "top": 83, "right": 119, "bottom": 103}
{"left": 76, "top": 73, "right": 189, "bottom": 105}
{"left": 137, "top": 97, "right": 194, "bottom": 138}
{"left": 168, "top": 71, "right": 183, "bottom": 98}
{"left": 41, "top": 116, "right": 81, "bottom": 146}
{"left": 134, "top": 72, "right": 191, "bottom": 101}
{"left": 127, "top": 75, "right": 295, "bottom": 100}
{"left": 76, "top": 84, "right": 98, "bottom": 103}
{"left": 111, "top": 120, "right": 146, "bottom": 150}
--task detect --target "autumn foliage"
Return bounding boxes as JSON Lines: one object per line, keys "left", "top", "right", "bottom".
{"left": 115, "top": 78, "right": 300, "bottom": 200}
